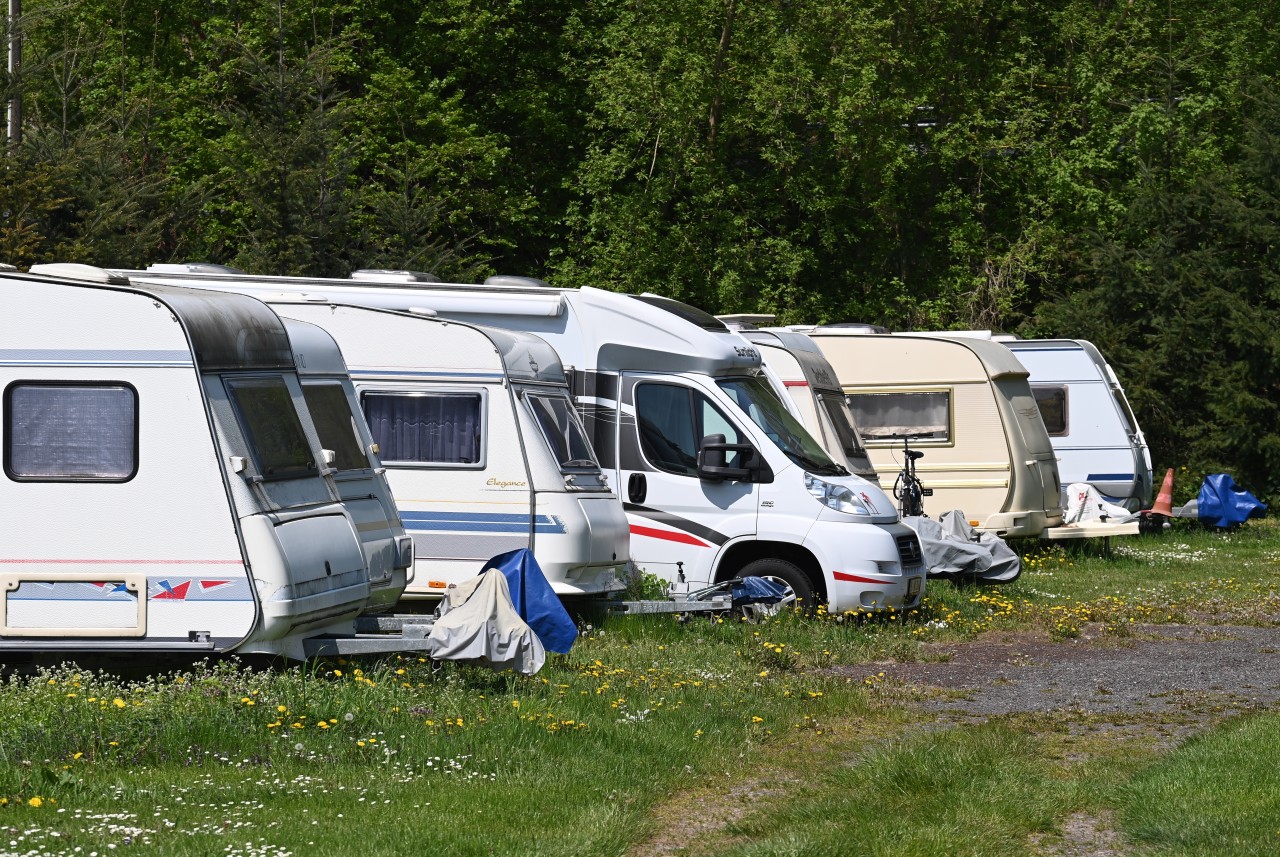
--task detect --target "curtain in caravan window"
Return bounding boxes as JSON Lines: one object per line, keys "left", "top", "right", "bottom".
{"left": 846, "top": 391, "right": 950, "bottom": 441}
{"left": 6, "top": 384, "right": 136, "bottom": 480}
{"left": 362, "top": 392, "right": 482, "bottom": 464}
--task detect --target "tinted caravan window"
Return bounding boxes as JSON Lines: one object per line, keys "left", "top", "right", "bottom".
{"left": 225, "top": 377, "right": 316, "bottom": 479}
{"left": 5, "top": 383, "right": 137, "bottom": 481}
{"left": 302, "top": 382, "right": 370, "bottom": 471}
{"left": 1032, "top": 385, "right": 1068, "bottom": 436}
{"left": 526, "top": 393, "right": 598, "bottom": 471}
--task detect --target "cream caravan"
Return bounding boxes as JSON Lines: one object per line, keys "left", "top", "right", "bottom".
{"left": 1, "top": 264, "right": 414, "bottom": 658}
{"left": 802, "top": 329, "right": 1063, "bottom": 538}
{"left": 114, "top": 269, "right": 630, "bottom": 602}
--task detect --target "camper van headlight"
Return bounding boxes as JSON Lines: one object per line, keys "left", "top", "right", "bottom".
{"left": 804, "top": 473, "right": 871, "bottom": 516}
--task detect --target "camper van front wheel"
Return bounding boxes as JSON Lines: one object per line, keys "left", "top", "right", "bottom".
{"left": 737, "top": 559, "right": 813, "bottom": 614}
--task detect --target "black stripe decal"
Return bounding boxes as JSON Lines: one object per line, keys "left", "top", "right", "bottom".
{"left": 622, "top": 503, "right": 729, "bottom": 546}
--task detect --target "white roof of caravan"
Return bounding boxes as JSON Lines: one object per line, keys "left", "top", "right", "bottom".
{"left": 18, "top": 266, "right": 295, "bottom": 372}
{"left": 1005, "top": 339, "right": 1112, "bottom": 384}
{"left": 268, "top": 303, "right": 566, "bottom": 385}
{"left": 805, "top": 329, "right": 1030, "bottom": 383}
{"left": 112, "top": 267, "right": 759, "bottom": 376}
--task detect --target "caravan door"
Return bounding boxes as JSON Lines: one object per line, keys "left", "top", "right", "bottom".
{"left": 616, "top": 374, "right": 758, "bottom": 588}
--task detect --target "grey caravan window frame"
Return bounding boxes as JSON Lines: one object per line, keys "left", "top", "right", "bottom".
{"left": 846, "top": 389, "right": 953, "bottom": 446}
{"left": 1031, "top": 384, "right": 1069, "bottom": 437}
{"left": 224, "top": 375, "right": 318, "bottom": 481}
{"left": 524, "top": 391, "right": 600, "bottom": 474}
{"left": 4, "top": 381, "right": 139, "bottom": 483}
{"left": 360, "top": 388, "right": 488, "bottom": 470}
{"left": 301, "top": 381, "right": 373, "bottom": 473}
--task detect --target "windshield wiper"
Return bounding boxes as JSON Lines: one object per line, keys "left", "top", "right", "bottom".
{"left": 561, "top": 459, "right": 598, "bottom": 468}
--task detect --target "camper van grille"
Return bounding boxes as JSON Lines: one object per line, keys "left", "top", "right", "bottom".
{"left": 895, "top": 534, "right": 923, "bottom": 567}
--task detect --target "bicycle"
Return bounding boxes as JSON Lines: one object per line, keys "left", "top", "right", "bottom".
{"left": 893, "top": 435, "right": 932, "bottom": 518}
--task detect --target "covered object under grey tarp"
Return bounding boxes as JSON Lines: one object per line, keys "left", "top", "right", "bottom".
{"left": 903, "top": 511, "right": 1022, "bottom": 583}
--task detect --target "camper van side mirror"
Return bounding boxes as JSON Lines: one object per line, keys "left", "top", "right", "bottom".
{"left": 697, "top": 434, "right": 756, "bottom": 483}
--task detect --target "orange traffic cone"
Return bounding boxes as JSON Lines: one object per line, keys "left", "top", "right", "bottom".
{"left": 1151, "top": 468, "right": 1174, "bottom": 517}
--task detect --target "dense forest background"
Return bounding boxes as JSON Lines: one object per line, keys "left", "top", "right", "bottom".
{"left": 2, "top": 0, "right": 1278, "bottom": 497}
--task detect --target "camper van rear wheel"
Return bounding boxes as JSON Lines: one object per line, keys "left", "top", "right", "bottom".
{"left": 737, "top": 559, "right": 814, "bottom": 616}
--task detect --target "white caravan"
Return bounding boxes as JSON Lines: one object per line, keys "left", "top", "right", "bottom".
{"left": 280, "top": 317, "right": 411, "bottom": 612}
{"left": 801, "top": 329, "right": 1064, "bottom": 539}
{"left": 1, "top": 265, "right": 413, "bottom": 658}
{"left": 112, "top": 270, "right": 630, "bottom": 602}
{"left": 718, "top": 318, "right": 879, "bottom": 484}
{"left": 1003, "top": 339, "right": 1153, "bottom": 511}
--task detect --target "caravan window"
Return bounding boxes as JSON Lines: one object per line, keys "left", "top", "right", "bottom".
{"left": 362, "top": 391, "right": 484, "bottom": 467}
{"left": 847, "top": 391, "right": 951, "bottom": 443}
{"left": 302, "top": 382, "right": 371, "bottom": 472}
{"left": 225, "top": 377, "right": 317, "bottom": 480}
{"left": 1032, "top": 385, "right": 1068, "bottom": 436}
{"left": 5, "top": 382, "right": 137, "bottom": 481}
{"left": 526, "top": 393, "right": 599, "bottom": 472}
{"left": 635, "top": 383, "right": 744, "bottom": 477}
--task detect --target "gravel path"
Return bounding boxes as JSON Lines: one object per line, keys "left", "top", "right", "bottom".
{"left": 856, "top": 623, "right": 1280, "bottom": 723}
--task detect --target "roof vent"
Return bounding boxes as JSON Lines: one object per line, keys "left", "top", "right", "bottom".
{"left": 29, "top": 263, "right": 130, "bottom": 285}
{"left": 483, "top": 275, "right": 552, "bottom": 289}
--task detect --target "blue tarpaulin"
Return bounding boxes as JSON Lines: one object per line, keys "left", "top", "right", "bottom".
{"left": 486, "top": 549, "right": 578, "bottom": 653}
{"left": 730, "top": 576, "right": 790, "bottom": 606}
{"left": 1197, "top": 474, "right": 1267, "bottom": 528}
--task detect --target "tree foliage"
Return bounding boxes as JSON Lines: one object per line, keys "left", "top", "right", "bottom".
{"left": 0, "top": 0, "right": 1277, "bottom": 490}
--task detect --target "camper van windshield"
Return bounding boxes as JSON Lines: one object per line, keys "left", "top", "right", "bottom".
{"left": 717, "top": 377, "right": 844, "bottom": 475}
{"left": 818, "top": 395, "right": 868, "bottom": 461}
{"left": 526, "top": 393, "right": 599, "bottom": 472}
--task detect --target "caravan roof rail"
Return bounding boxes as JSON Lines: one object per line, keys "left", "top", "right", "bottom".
{"left": 351, "top": 269, "right": 440, "bottom": 283}
{"left": 29, "top": 263, "right": 130, "bottom": 285}
{"left": 146, "top": 262, "right": 247, "bottom": 275}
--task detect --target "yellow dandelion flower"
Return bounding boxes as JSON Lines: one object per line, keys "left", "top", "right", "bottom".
{"left": 751, "top": 716, "right": 764, "bottom": 723}
{"left": 333, "top": 669, "right": 343, "bottom": 677}
{"left": 112, "top": 698, "right": 126, "bottom": 708}
{"left": 28, "top": 796, "right": 42, "bottom": 808}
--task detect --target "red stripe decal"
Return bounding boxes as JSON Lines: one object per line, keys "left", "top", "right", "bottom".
{"left": 833, "top": 571, "right": 885, "bottom": 584}
{"left": 629, "top": 524, "right": 711, "bottom": 548}
{"left": 782, "top": 380, "right": 810, "bottom": 388}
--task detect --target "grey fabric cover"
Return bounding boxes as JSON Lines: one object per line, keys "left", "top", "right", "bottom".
{"left": 425, "top": 569, "right": 547, "bottom": 675}
{"left": 903, "top": 511, "right": 1022, "bottom": 583}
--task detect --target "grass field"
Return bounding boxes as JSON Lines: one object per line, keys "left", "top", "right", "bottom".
{"left": 0, "top": 518, "right": 1277, "bottom": 856}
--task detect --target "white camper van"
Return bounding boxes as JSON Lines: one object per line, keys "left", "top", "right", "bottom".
{"left": 801, "top": 329, "right": 1064, "bottom": 539}
{"left": 1003, "top": 339, "right": 1153, "bottom": 511}
{"left": 718, "top": 318, "right": 879, "bottom": 484}
{"left": 111, "top": 270, "right": 630, "bottom": 602}
{"left": 0, "top": 265, "right": 414, "bottom": 658}
{"left": 115, "top": 268, "right": 925, "bottom": 612}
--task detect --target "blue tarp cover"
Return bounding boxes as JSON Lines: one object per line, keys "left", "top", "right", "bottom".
{"left": 730, "top": 576, "right": 790, "bottom": 606}
{"left": 487, "top": 549, "right": 578, "bottom": 653}
{"left": 1197, "top": 474, "right": 1267, "bottom": 528}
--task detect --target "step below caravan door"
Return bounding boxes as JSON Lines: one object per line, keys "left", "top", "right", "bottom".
{"left": 616, "top": 375, "right": 759, "bottom": 589}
